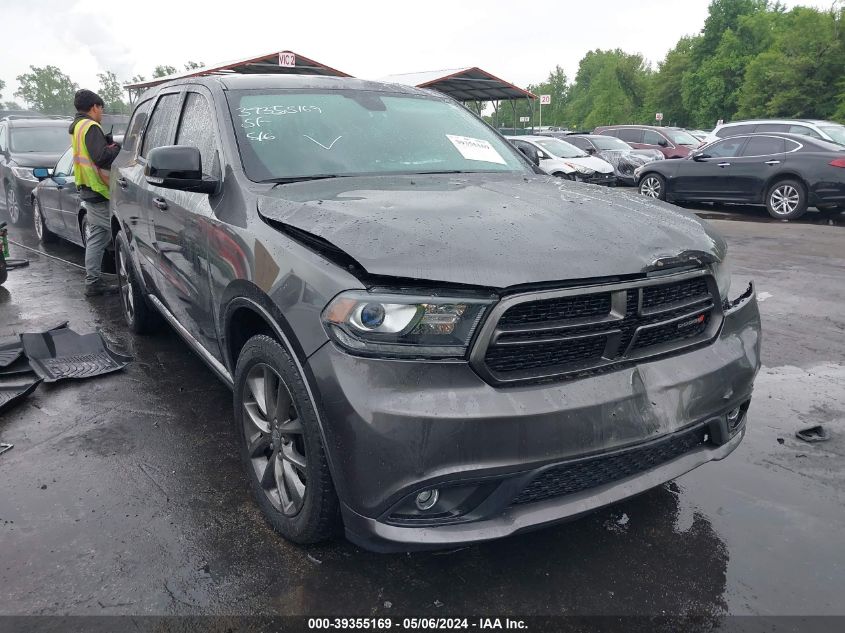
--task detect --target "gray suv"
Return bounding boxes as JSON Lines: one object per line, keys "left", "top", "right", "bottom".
{"left": 109, "top": 74, "right": 761, "bottom": 552}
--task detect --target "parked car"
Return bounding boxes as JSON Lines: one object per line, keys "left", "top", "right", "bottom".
{"left": 635, "top": 132, "right": 845, "bottom": 219}
{"left": 30, "top": 147, "right": 88, "bottom": 246}
{"left": 704, "top": 119, "right": 845, "bottom": 146}
{"left": 593, "top": 125, "right": 701, "bottom": 159}
{"left": 561, "top": 133, "right": 663, "bottom": 186}
{"left": 507, "top": 135, "right": 616, "bottom": 184}
{"left": 686, "top": 129, "right": 710, "bottom": 142}
{"left": 0, "top": 117, "right": 72, "bottom": 225}
{"left": 110, "top": 74, "right": 760, "bottom": 552}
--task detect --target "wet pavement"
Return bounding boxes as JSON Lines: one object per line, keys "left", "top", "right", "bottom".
{"left": 0, "top": 208, "right": 843, "bottom": 619}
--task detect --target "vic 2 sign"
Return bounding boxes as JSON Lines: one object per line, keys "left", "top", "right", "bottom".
{"left": 279, "top": 52, "right": 296, "bottom": 68}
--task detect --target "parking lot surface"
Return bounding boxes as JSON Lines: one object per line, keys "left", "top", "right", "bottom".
{"left": 1, "top": 207, "right": 843, "bottom": 618}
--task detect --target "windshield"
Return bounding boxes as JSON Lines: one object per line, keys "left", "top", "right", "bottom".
{"left": 820, "top": 125, "right": 845, "bottom": 146}
{"left": 227, "top": 90, "right": 528, "bottom": 181}
{"left": 10, "top": 126, "right": 70, "bottom": 153}
{"left": 534, "top": 138, "right": 587, "bottom": 158}
{"left": 664, "top": 129, "right": 700, "bottom": 146}
{"left": 590, "top": 136, "right": 631, "bottom": 151}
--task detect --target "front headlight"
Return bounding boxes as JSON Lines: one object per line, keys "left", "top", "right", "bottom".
{"left": 322, "top": 291, "right": 494, "bottom": 358}
{"left": 11, "top": 166, "right": 37, "bottom": 182}
{"left": 710, "top": 253, "right": 731, "bottom": 302}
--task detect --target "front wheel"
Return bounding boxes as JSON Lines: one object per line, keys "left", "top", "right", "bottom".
{"left": 5, "top": 186, "right": 27, "bottom": 226}
{"left": 766, "top": 179, "right": 807, "bottom": 220}
{"left": 234, "top": 334, "right": 340, "bottom": 544}
{"left": 32, "top": 198, "right": 57, "bottom": 243}
{"left": 639, "top": 174, "right": 666, "bottom": 200}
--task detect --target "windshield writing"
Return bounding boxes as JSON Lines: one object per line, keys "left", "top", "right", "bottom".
{"left": 228, "top": 90, "right": 528, "bottom": 181}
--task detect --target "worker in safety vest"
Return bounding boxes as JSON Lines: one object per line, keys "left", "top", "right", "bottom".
{"left": 70, "top": 89, "right": 121, "bottom": 297}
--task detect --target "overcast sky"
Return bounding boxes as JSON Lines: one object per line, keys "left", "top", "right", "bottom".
{"left": 0, "top": 0, "right": 834, "bottom": 102}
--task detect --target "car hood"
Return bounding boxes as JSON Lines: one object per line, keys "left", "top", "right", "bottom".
{"left": 9, "top": 152, "right": 64, "bottom": 169}
{"left": 257, "top": 173, "right": 725, "bottom": 288}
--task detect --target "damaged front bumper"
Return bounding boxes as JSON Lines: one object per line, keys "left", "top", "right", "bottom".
{"left": 307, "top": 283, "right": 761, "bottom": 552}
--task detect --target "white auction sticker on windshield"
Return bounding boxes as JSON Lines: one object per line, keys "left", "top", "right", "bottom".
{"left": 446, "top": 134, "right": 507, "bottom": 165}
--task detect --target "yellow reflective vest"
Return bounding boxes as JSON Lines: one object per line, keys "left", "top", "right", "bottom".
{"left": 71, "top": 118, "right": 111, "bottom": 199}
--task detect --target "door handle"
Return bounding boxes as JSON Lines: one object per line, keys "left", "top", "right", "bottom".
{"left": 717, "top": 162, "right": 731, "bottom": 167}
{"left": 153, "top": 197, "right": 168, "bottom": 211}
{"left": 765, "top": 160, "right": 781, "bottom": 165}
{"left": 117, "top": 177, "right": 128, "bottom": 189}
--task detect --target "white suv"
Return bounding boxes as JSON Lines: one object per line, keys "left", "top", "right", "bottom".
{"left": 705, "top": 119, "right": 845, "bottom": 146}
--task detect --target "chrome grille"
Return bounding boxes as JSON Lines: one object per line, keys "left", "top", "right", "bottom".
{"left": 472, "top": 271, "right": 722, "bottom": 385}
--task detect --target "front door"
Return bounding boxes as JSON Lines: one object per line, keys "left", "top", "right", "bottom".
{"left": 672, "top": 137, "right": 748, "bottom": 200}
{"left": 41, "top": 150, "right": 71, "bottom": 238}
{"left": 150, "top": 90, "right": 223, "bottom": 359}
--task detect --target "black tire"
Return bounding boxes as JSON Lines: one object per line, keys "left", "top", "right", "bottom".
{"left": 234, "top": 334, "right": 340, "bottom": 544}
{"left": 765, "top": 179, "right": 807, "bottom": 220}
{"left": 5, "top": 185, "right": 28, "bottom": 226}
{"left": 80, "top": 213, "right": 90, "bottom": 246}
{"left": 115, "top": 231, "right": 161, "bottom": 334}
{"left": 32, "top": 197, "right": 57, "bottom": 243}
{"left": 639, "top": 173, "right": 666, "bottom": 200}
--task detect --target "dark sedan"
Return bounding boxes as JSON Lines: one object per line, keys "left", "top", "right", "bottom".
{"left": 30, "top": 147, "right": 88, "bottom": 246}
{"left": 636, "top": 133, "right": 845, "bottom": 220}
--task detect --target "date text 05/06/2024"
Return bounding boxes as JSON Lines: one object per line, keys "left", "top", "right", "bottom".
{"left": 307, "top": 618, "right": 528, "bottom": 630}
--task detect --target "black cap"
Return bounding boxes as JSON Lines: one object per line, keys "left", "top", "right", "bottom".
{"left": 74, "top": 89, "right": 105, "bottom": 112}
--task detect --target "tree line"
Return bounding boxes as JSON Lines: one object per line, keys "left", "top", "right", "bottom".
{"left": 489, "top": 0, "right": 845, "bottom": 130}
{"left": 0, "top": 62, "right": 203, "bottom": 115}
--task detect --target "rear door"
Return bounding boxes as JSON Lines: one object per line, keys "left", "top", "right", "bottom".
{"left": 150, "top": 88, "right": 223, "bottom": 357}
{"left": 114, "top": 94, "right": 179, "bottom": 288}
{"left": 729, "top": 135, "right": 788, "bottom": 202}
{"left": 671, "top": 137, "right": 748, "bottom": 199}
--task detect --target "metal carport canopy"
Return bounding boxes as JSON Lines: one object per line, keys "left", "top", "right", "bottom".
{"left": 123, "top": 50, "right": 351, "bottom": 96}
{"left": 380, "top": 67, "right": 536, "bottom": 102}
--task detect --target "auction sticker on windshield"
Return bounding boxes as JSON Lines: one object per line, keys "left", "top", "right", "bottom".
{"left": 446, "top": 134, "right": 507, "bottom": 165}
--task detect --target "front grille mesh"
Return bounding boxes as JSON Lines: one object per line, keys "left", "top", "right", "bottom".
{"left": 512, "top": 425, "right": 709, "bottom": 505}
{"left": 480, "top": 274, "right": 718, "bottom": 383}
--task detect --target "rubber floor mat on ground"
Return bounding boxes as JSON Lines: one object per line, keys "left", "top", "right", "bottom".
{"left": 21, "top": 327, "right": 132, "bottom": 383}
{"left": 0, "top": 376, "right": 41, "bottom": 414}
{"left": 0, "top": 340, "right": 23, "bottom": 368}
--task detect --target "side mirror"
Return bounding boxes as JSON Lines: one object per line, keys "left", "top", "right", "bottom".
{"left": 517, "top": 145, "right": 540, "bottom": 167}
{"left": 32, "top": 167, "right": 52, "bottom": 180}
{"left": 692, "top": 153, "right": 711, "bottom": 162}
{"left": 585, "top": 147, "right": 596, "bottom": 154}
{"left": 145, "top": 145, "right": 218, "bottom": 194}
{"left": 657, "top": 138, "right": 669, "bottom": 147}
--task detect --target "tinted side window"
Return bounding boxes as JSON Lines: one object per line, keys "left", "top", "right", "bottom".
{"left": 643, "top": 130, "right": 665, "bottom": 145}
{"left": 784, "top": 139, "right": 801, "bottom": 152}
{"left": 788, "top": 125, "right": 822, "bottom": 139}
{"left": 176, "top": 92, "right": 219, "bottom": 178}
{"left": 141, "top": 93, "right": 181, "bottom": 158}
{"left": 755, "top": 123, "right": 788, "bottom": 133}
{"left": 742, "top": 136, "right": 785, "bottom": 156}
{"left": 707, "top": 137, "right": 747, "bottom": 158}
{"left": 716, "top": 124, "right": 755, "bottom": 138}
{"left": 566, "top": 136, "right": 589, "bottom": 150}
{"left": 124, "top": 99, "right": 153, "bottom": 154}
{"left": 618, "top": 128, "right": 643, "bottom": 143}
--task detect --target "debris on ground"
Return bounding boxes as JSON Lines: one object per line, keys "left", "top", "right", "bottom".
{"left": 795, "top": 425, "right": 830, "bottom": 443}
{"left": 0, "top": 443, "right": 13, "bottom": 456}
{"left": 21, "top": 327, "right": 132, "bottom": 383}
{"left": 434, "top": 600, "right": 444, "bottom": 608}
{"left": 306, "top": 554, "right": 322, "bottom": 565}
{"left": 0, "top": 377, "right": 42, "bottom": 414}
{"left": 383, "top": 601, "right": 392, "bottom": 609}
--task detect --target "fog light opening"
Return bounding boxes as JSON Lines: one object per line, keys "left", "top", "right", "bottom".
{"left": 727, "top": 407, "right": 741, "bottom": 430}
{"left": 415, "top": 489, "right": 439, "bottom": 511}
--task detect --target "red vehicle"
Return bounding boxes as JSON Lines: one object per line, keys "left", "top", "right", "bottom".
{"left": 593, "top": 125, "right": 701, "bottom": 159}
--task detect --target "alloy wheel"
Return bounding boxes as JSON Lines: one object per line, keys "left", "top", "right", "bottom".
{"left": 770, "top": 185, "right": 800, "bottom": 216}
{"left": 640, "top": 176, "right": 662, "bottom": 198}
{"left": 117, "top": 246, "right": 134, "bottom": 323}
{"left": 33, "top": 200, "right": 44, "bottom": 241}
{"left": 6, "top": 188, "right": 20, "bottom": 224}
{"left": 241, "top": 363, "right": 307, "bottom": 516}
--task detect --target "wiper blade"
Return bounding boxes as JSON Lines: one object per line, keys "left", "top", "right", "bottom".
{"left": 261, "top": 175, "right": 343, "bottom": 185}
